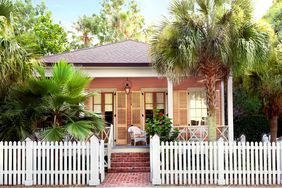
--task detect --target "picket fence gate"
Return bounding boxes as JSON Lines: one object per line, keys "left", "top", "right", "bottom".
{"left": 0, "top": 135, "right": 104, "bottom": 186}
{"left": 150, "top": 135, "right": 282, "bottom": 185}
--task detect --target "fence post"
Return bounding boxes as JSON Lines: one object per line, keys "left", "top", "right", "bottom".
{"left": 280, "top": 141, "right": 282, "bottom": 184}
{"left": 89, "top": 135, "right": 100, "bottom": 186}
{"left": 24, "top": 138, "right": 33, "bottom": 186}
{"left": 217, "top": 137, "right": 225, "bottom": 185}
{"left": 151, "top": 135, "right": 161, "bottom": 185}
{"left": 99, "top": 140, "right": 105, "bottom": 182}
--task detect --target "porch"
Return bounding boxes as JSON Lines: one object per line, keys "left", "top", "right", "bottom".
{"left": 93, "top": 74, "right": 234, "bottom": 146}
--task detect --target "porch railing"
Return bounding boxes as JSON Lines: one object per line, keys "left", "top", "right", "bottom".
{"left": 175, "top": 125, "right": 229, "bottom": 141}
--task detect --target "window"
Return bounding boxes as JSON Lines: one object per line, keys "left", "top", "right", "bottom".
{"left": 144, "top": 92, "right": 165, "bottom": 120}
{"left": 93, "top": 92, "right": 114, "bottom": 126}
{"left": 189, "top": 90, "right": 207, "bottom": 125}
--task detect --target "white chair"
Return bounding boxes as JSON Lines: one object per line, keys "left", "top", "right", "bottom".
{"left": 128, "top": 126, "right": 147, "bottom": 146}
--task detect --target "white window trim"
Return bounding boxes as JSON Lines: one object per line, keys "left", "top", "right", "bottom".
{"left": 187, "top": 88, "right": 207, "bottom": 125}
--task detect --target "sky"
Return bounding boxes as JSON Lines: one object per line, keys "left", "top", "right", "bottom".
{"left": 32, "top": 0, "right": 273, "bottom": 32}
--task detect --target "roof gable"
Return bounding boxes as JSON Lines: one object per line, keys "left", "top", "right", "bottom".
{"left": 41, "top": 40, "right": 151, "bottom": 67}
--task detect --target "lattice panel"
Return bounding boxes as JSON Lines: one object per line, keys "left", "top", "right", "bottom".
{"left": 179, "top": 109, "right": 188, "bottom": 125}
{"left": 117, "top": 109, "right": 126, "bottom": 124}
{"left": 216, "top": 90, "right": 221, "bottom": 125}
{"left": 132, "top": 109, "right": 141, "bottom": 124}
{"left": 131, "top": 92, "right": 140, "bottom": 108}
{"left": 118, "top": 127, "right": 126, "bottom": 139}
{"left": 179, "top": 92, "right": 187, "bottom": 108}
{"left": 117, "top": 92, "right": 126, "bottom": 108}
{"left": 131, "top": 92, "right": 142, "bottom": 128}
{"left": 173, "top": 91, "right": 179, "bottom": 125}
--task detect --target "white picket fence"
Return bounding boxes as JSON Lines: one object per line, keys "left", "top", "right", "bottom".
{"left": 0, "top": 135, "right": 105, "bottom": 186}
{"left": 150, "top": 135, "right": 282, "bottom": 185}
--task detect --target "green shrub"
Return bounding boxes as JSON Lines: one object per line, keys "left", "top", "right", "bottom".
{"left": 234, "top": 115, "right": 269, "bottom": 142}
{"left": 145, "top": 110, "right": 179, "bottom": 142}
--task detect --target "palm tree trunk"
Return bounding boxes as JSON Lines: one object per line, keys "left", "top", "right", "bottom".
{"left": 270, "top": 115, "right": 278, "bottom": 142}
{"left": 204, "top": 75, "right": 217, "bottom": 141}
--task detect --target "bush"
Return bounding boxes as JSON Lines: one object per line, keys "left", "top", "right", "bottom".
{"left": 234, "top": 115, "right": 269, "bottom": 142}
{"left": 145, "top": 110, "right": 179, "bottom": 142}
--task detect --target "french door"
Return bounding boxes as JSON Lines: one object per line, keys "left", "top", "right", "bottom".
{"left": 144, "top": 92, "right": 166, "bottom": 120}
{"left": 92, "top": 92, "right": 114, "bottom": 126}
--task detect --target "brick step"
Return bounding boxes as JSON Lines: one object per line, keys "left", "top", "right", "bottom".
{"left": 111, "top": 162, "right": 150, "bottom": 168}
{"left": 109, "top": 152, "right": 150, "bottom": 173}
{"left": 108, "top": 167, "right": 150, "bottom": 173}
{"left": 111, "top": 152, "right": 150, "bottom": 163}
{"left": 111, "top": 157, "right": 149, "bottom": 163}
{"left": 111, "top": 152, "right": 150, "bottom": 158}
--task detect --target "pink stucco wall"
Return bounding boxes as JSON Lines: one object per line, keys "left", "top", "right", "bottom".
{"left": 87, "top": 76, "right": 218, "bottom": 90}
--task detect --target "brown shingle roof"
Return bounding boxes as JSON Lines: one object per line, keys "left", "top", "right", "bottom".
{"left": 41, "top": 40, "right": 151, "bottom": 67}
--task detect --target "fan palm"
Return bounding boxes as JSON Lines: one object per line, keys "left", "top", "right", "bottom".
{"left": 244, "top": 44, "right": 282, "bottom": 142}
{"left": 1, "top": 60, "right": 103, "bottom": 141}
{"left": 150, "top": 0, "right": 269, "bottom": 141}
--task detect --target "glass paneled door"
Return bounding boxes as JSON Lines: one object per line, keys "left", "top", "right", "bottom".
{"left": 92, "top": 92, "right": 114, "bottom": 126}
{"left": 144, "top": 92, "right": 166, "bottom": 120}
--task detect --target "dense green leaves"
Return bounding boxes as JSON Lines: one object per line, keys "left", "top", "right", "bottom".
{"left": 71, "top": 0, "right": 151, "bottom": 48}
{"left": 0, "top": 60, "right": 103, "bottom": 141}
{"left": 263, "top": 0, "right": 282, "bottom": 41}
{"left": 13, "top": 0, "right": 69, "bottom": 56}
{"left": 145, "top": 110, "right": 179, "bottom": 142}
{"left": 150, "top": 0, "right": 269, "bottom": 141}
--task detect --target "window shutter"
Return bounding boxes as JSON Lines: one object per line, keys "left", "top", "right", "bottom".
{"left": 173, "top": 90, "right": 188, "bottom": 126}
{"left": 216, "top": 90, "right": 222, "bottom": 125}
{"left": 116, "top": 91, "right": 127, "bottom": 145}
{"left": 131, "top": 91, "right": 143, "bottom": 129}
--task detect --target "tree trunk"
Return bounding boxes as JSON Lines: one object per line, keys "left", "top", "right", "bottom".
{"left": 205, "top": 75, "right": 217, "bottom": 141}
{"left": 270, "top": 115, "right": 278, "bottom": 142}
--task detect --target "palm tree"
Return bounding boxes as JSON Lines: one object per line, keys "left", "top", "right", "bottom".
{"left": 0, "top": 60, "right": 103, "bottom": 141}
{"left": 150, "top": 0, "right": 269, "bottom": 141}
{"left": 0, "top": 0, "right": 32, "bottom": 99}
{"left": 244, "top": 44, "right": 282, "bottom": 142}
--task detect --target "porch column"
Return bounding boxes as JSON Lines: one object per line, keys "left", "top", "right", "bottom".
{"left": 221, "top": 80, "right": 225, "bottom": 125}
{"left": 167, "top": 79, "right": 174, "bottom": 123}
{"left": 227, "top": 75, "right": 234, "bottom": 141}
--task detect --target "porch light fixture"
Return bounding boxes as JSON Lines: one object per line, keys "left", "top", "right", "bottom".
{"left": 124, "top": 78, "right": 131, "bottom": 95}
{"left": 124, "top": 83, "right": 131, "bottom": 95}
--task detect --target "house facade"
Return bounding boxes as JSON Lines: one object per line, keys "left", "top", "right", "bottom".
{"left": 42, "top": 40, "right": 234, "bottom": 145}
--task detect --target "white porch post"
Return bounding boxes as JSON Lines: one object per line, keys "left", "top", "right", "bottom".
{"left": 167, "top": 79, "right": 174, "bottom": 123}
{"left": 221, "top": 81, "right": 225, "bottom": 125}
{"left": 227, "top": 76, "right": 234, "bottom": 141}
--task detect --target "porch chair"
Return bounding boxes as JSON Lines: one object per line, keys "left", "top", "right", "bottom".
{"left": 128, "top": 125, "right": 147, "bottom": 146}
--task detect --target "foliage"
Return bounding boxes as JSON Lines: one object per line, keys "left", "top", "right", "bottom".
{"left": 0, "top": 60, "right": 103, "bottom": 141}
{"left": 150, "top": 0, "right": 269, "bottom": 141}
{"left": 0, "top": 0, "right": 32, "bottom": 100}
{"left": 233, "top": 83, "right": 269, "bottom": 141}
{"left": 71, "top": 0, "right": 151, "bottom": 47}
{"left": 243, "top": 43, "right": 282, "bottom": 141}
{"left": 234, "top": 115, "right": 269, "bottom": 142}
{"left": 263, "top": 0, "right": 282, "bottom": 41}
{"left": 145, "top": 110, "right": 179, "bottom": 142}
{"left": 13, "top": 0, "right": 69, "bottom": 56}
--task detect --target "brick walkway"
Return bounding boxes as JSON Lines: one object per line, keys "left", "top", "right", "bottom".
{"left": 99, "top": 172, "right": 151, "bottom": 187}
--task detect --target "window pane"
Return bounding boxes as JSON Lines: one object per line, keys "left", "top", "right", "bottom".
{"left": 156, "top": 93, "right": 164, "bottom": 104}
{"left": 93, "top": 104, "right": 101, "bottom": 113}
{"left": 189, "top": 90, "right": 207, "bottom": 123}
{"left": 196, "top": 98, "right": 202, "bottom": 107}
{"left": 202, "top": 109, "right": 207, "bottom": 117}
{"left": 190, "top": 94, "right": 196, "bottom": 108}
{"left": 105, "top": 93, "right": 112, "bottom": 104}
{"left": 157, "top": 104, "right": 164, "bottom": 110}
{"left": 146, "top": 104, "right": 153, "bottom": 110}
{"left": 145, "top": 93, "right": 153, "bottom": 103}
{"left": 94, "top": 93, "right": 101, "bottom": 104}
{"left": 105, "top": 104, "right": 113, "bottom": 112}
